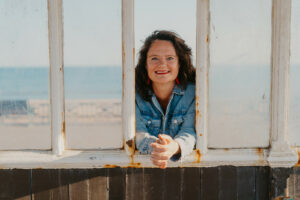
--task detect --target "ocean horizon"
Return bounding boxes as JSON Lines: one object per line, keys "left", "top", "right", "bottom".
{"left": 0, "top": 66, "right": 122, "bottom": 100}
{"left": 0, "top": 65, "right": 299, "bottom": 101}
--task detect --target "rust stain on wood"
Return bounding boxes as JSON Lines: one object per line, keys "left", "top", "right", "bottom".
{"left": 195, "top": 95, "right": 199, "bottom": 107}
{"left": 133, "top": 48, "right": 135, "bottom": 65}
{"left": 199, "top": 133, "right": 203, "bottom": 137}
{"left": 121, "top": 138, "right": 125, "bottom": 150}
{"left": 103, "top": 163, "right": 141, "bottom": 168}
{"left": 126, "top": 139, "right": 141, "bottom": 168}
{"left": 224, "top": 148, "right": 229, "bottom": 152}
{"left": 195, "top": 95, "right": 202, "bottom": 119}
{"left": 195, "top": 149, "right": 201, "bottom": 163}
{"left": 125, "top": 162, "right": 141, "bottom": 168}
{"left": 126, "top": 140, "right": 134, "bottom": 149}
{"left": 104, "top": 164, "right": 120, "bottom": 168}
{"left": 206, "top": 35, "right": 209, "bottom": 43}
{"left": 256, "top": 148, "right": 264, "bottom": 165}
{"left": 256, "top": 148, "right": 263, "bottom": 154}
{"left": 296, "top": 151, "right": 300, "bottom": 166}
{"left": 61, "top": 112, "right": 65, "bottom": 143}
{"left": 197, "top": 110, "right": 202, "bottom": 119}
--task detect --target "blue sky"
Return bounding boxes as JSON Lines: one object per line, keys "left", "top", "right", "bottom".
{"left": 0, "top": 0, "right": 299, "bottom": 67}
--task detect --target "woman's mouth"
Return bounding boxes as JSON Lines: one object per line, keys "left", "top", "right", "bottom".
{"left": 155, "top": 70, "right": 170, "bottom": 75}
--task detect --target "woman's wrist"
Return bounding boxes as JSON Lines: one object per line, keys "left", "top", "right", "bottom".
{"left": 172, "top": 140, "right": 181, "bottom": 155}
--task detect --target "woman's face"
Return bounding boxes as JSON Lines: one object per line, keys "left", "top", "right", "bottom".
{"left": 146, "top": 40, "right": 179, "bottom": 85}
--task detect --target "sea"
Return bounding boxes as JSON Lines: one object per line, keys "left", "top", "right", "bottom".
{"left": 0, "top": 65, "right": 299, "bottom": 100}
{"left": 0, "top": 66, "right": 122, "bottom": 100}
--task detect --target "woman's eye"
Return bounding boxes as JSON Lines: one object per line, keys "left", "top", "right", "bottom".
{"left": 151, "top": 57, "right": 158, "bottom": 61}
{"left": 167, "top": 57, "right": 174, "bottom": 61}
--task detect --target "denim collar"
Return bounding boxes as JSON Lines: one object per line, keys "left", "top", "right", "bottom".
{"left": 172, "top": 84, "right": 185, "bottom": 95}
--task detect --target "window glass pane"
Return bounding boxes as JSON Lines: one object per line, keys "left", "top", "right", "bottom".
{"left": 135, "top": 0, "right": 196, "bottom": 65}
{"left": 63, "top": 0, "right": 122, "bottom": 149}
{"left": 289, "top": 0, "right": 300, "bottom": 146}
{"left": 208, "top": 0, "right": 272, "bottom": 148}
{"left": 0, "top": 0, "right": 50, "bottom": 149}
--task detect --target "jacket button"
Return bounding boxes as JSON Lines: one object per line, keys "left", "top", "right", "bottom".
{"left": 173, "top": 119, "right": 178, "bottom": 124}
{"left": 147, "top": 120, "right": 151, "bottom": 125}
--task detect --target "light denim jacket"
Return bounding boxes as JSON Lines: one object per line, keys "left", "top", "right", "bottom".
{"left": 135, "top": 83, "right": 196, "bottom": 161}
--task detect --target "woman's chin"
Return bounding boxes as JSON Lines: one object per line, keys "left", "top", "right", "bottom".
{"left": 151, "top": 79, "right": 175, "bottom": 85}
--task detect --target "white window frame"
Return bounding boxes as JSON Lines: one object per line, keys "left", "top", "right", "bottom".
{"left": 0, "top": 0, "right": 298, "bottom": 169}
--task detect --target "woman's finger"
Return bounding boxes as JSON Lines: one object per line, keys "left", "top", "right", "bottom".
{"left": 151, "top": 143, "right": 167, "bottom": 152}
{"left": 158, "top": 134, "right": 168, "bottom": 145}
{"left": 150, "top": 158, "right": 167, "bottom": 168}
{"left": 151, "top": 152, "right": 169, "bottom": 160}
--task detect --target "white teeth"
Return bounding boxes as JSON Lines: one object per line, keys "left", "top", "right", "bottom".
{"left": 156, "top": 71, "right": 169, "bottom": 74}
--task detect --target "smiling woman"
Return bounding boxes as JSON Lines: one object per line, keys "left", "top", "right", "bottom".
{"left": 135, "top": 30, "right": 196, "bottom": 168}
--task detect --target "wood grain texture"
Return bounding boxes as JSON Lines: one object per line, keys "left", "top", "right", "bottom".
{"left": 68, "top": 169, "right": 89, "bottom": 200}
{"left": 126, "top": 168, "right": 143, "bottom": 200}
{"left": 0, "top": 169, "right": 31, "bottom": 200}
{"left": 32, "top": 169, "right": 68, "bottom": 200}
{"left": 88, "top": 169, "right": 108, "bottom": 200}
{"left": 201, "top": 167, "right": 219, "bottom": 200}
{"left": 218, "top": 166, "right": 237, "bottom": 200}
{"left": 108, "top": 168, "right": 126, "bottom": 200}
{"left": 255, "top": 167, "right": 270, "bottom": 200}
{"left": 143, "top": 168, "right": 166, "bottom": 200}
{"left": 1, "top": 167, "right": 300, "bottom": 200}
{"left": 182, "top": 168, "right": 201, "bottom": 200}
{"left": 164, "top": 168, "right": 183, "bottom": 200}
{"left": 237, "top": 167, "right": 256, "bottom": 200}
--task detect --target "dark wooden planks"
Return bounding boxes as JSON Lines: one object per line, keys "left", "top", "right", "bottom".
{"left": 2, "top": 166, "right": 300, "bottom": 200}
{"left": 201, "top": 167, "right": 219, "bottom": 200}
{"left": 32, "top": 168, "right": 108, "bottom": 200}
{"left": 68, "top": 169, "right": 108, "bottom": 200}
{"left": 218, "top": 166, "right": 237, "bottom": 200}
{"left": 0, "top": 169, "right": 31, "bottom": 200}
{"left": 126, "top": 168, "right": 144, "bottom": 200}
{"left": 237, "top": 167, "right": 256, "bottom": 200}
{"left": 182, "top": 168, "right": 201, "bottom": 200}
{"left": 255, "top": 166, "right": 270, "bottom": 200}
{"left": 108, "top": 168, "right": 126, "bottom": 200}
{"left": 68, "top": 169, "right": 89, "bottom": 200}
{"left": 32, "top": 169, "right": 69, "bottom": 200}
{"left": 164, "top": 168, "right": 184, "bottom": 200}
{"left": 143, "top": 168, "right": 166, "bottom": 200}
{"left": 88, "top": 169, "right": 108, "bottom": 200}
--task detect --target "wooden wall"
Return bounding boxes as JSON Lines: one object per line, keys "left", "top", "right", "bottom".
{"left": 0, "top": 166, "right": 299, "bottom": 200}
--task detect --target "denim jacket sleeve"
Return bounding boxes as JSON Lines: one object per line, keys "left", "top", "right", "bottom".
{"left": 135, "top": 102, "right": 158, "bottom": 154}
{"left": 171, "top": 98, "right": 196, "bottom": 161}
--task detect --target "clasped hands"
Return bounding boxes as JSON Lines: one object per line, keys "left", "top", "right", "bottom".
{"left": 150, "top": 134, "right": 180, "bottom": 169}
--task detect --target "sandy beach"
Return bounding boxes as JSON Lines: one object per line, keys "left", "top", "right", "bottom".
{"left": 0, "top": 99, "right": 122, "bottom": 150}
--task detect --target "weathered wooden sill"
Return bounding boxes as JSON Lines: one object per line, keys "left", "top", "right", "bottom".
{"left": 0, "top": 148, "right": 298, "bottom": 169}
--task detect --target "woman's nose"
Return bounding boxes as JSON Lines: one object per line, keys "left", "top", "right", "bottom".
{"left": 158, "top": 58, "right": 167, "bottom": 66}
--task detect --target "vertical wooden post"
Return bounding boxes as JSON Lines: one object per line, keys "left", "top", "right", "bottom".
{"left": 122, "top": 0, "right": 135, "bottom": 157}
{"left": 196, "top": 0, "right": 210, "bottom": 155}
{"left": 48, "top": 0, "right": 65, "bottom": 155}
{"left": 268, "top": 0, "right": 297, "bottom": 167}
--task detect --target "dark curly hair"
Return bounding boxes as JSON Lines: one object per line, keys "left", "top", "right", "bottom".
{"left": 135, "top": 30, "right": 195, "bottom": 101}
